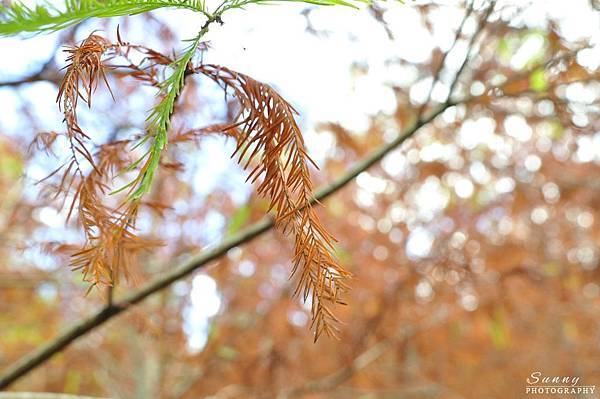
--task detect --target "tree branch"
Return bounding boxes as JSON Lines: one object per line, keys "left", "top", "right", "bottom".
{"left": 445, "top": 0, "right": 496, "bottom": 102}
{"left": 0, "top": 70, "right": 61, "bottom": 87}
{"left": 0, "top": 98, "right": 458, "bottom": 390}
{"left": 0, "top": 27, "right": 78, "bottom": 88}
{"left": 417, "top": 0, "right": 474, "bottom": 120}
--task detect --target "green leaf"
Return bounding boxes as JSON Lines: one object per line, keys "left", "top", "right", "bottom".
{"left": 0, "top": 0, "right": 207, "bottom": 36}
{"left": 130, "top": 31, "right": 205, "bottom": 201}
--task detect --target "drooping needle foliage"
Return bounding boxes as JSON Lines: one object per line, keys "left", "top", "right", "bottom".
{"left": 0, "top": 0, "right": 371, "bottom": 339}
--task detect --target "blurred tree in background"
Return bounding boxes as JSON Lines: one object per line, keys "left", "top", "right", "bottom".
{"left": 0, "top": 0, "right": 599, "bottom": 398}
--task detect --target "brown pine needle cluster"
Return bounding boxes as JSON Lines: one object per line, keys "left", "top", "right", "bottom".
{"left": 58, "top": 34, "right": 113, "bottom": 174}
{"left": 68, "top": 143, "right": 157, "bottom": 289}
{"left": 197, "top": 65, "right": 352, "bottom": 340}
{"left": 53, "top": 34, "right": 157, "bottom": 289}
{"left": 37, "top": 31, "right": 350, "bottom": 339}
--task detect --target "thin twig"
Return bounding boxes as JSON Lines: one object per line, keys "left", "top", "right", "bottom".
{"left": 0, "top": 27, "right": 78, "bottom": 88}
{"left": 417, "top": 0, "right": 474, "bottom": 120}
{"left": 445, "top": 0, "right": 496, "bottom": 103}
{"left": 0, "top": 71, "right": 61, "bottom": 87}
{"left": 106, "top": 286, "right": 113, "bottom": 307}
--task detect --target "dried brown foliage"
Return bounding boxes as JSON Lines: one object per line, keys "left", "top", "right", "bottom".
{"left": 28, "top": 131, "right": 59, "bottom": 156}
{"left": 68, "top": 142, "right": 158, "bottom": 288}
{"left": 53, "top": 34, "right": 158, "bottom": 288}
{"left": 197, "top": 65, "right": 352, "bottom": 339}
{"left": 38, "top": 31, "right": 349, "bottom": 338}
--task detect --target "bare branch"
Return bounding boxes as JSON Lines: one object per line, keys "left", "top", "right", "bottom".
{"left": 0, "top": 69, "right": 61, "bottom": 87}
{"left": 0, "top": 27, "right": 77, "bottom": 88}
{"left": 417, "top": 0, "right": 475, "bottom": 120}
{"left": 445, "top": 1, "right": 496, "bottom": 102}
